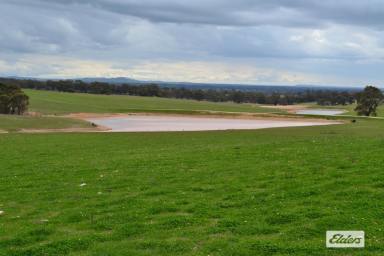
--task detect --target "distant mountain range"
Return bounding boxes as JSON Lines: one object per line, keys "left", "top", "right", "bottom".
{"left": 80, "top": 77, "right": 141, "bottom": 84}
{"left": 4, "top": 76, "right": 364, "bottom": 93}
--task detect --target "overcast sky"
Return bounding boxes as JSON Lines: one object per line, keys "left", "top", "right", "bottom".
{"left": 1, "top": 0, "right": 384, "bottom": 86}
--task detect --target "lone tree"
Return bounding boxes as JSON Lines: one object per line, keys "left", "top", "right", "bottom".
{"left": 355, "top": 86, "right": 383, "bottom": 116}
{"left": 0, "top": 83, "right": 29, "bottom": 115}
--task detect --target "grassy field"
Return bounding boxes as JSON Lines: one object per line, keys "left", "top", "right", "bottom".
{"left": 25, "top": 89, "right": 281, "bottom": 115}
{"left": 0, "top": 115, "right": 92, "bottom": 132}
{"left": 1, "top": 88, "right": 383, "bottom": 255}
{"left": 1, "top": 118, "right": 384, "bottom": 255}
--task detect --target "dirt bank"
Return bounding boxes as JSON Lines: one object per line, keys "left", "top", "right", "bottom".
{"left": 19, "top": 127, "right": 109, "bottom": 133}
{"left": 259, "top": 104, "right": 309, "bottom": 113}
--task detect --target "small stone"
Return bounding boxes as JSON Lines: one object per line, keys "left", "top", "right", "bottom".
{"left": 80, "top": 183, "right": 87, "bottom": 187}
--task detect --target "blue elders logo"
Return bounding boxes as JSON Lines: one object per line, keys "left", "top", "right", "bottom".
{"left": 326, "top": 231, "right": 364, "bottom": 248}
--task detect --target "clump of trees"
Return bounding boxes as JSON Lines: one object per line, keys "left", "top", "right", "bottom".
{"left": 355, "top": 86, "right": 383, "bottom": 116}
{"left": 0, "top": 83, "right": 29, "bottom": 115}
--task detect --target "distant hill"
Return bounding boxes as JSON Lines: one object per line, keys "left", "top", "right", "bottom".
{"left": 3, "top": 76, "right": 141, "bottom": 84}
{"left": 75, "top": 77, "right": 362, "bottom": 93}
{"left": 153, "top": 82, "right": 362, "bottom": 93}
{"left": 80, "top": 77, "right": 141, "bottom": 84}
{"left": 0, "top": 76, "right": 361, "bottom": 106}
{"left": 75, "top": 78, "right": 362, "bottom": 93}
{"left": 3, "top": 76, "right": 363, "bottom": 93}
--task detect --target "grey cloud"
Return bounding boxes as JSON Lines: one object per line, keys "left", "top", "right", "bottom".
{"left": 1, "top": 0, "right": 384, "bottom": 85}
{"left": 27, "top": 0, "right": 384, "bottom": 29}
{"left": 1, "top": 0, "right": 383, "bottom": 61}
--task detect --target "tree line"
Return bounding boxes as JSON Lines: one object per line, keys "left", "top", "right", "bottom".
{"left": 0, "top": 78, "right": 356, "bottom": 106}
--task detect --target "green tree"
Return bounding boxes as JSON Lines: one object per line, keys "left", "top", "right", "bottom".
{"left": 355, "top": 86, "right": 383, "bottom": 116}
{"left": 0, "top": 83, "right": 29, "bottom": 115}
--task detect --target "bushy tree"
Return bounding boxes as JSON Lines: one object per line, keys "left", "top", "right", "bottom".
{"left": 355, "top": 86, "right": 383, "bottom": 116}
{"left": 0, "top": 83, "right": 29, "bottom": 115}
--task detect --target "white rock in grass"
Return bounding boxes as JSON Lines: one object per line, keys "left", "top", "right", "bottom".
{"left": 80, "top": 183, "right": 87, "bottom": 187}
{"left": 0, "top": 211, "right": 4, "bottom": 215}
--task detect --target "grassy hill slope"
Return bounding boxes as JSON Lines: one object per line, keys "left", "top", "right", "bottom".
{"left": 25, "top": 89, "right": 281, "bottom": 115}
